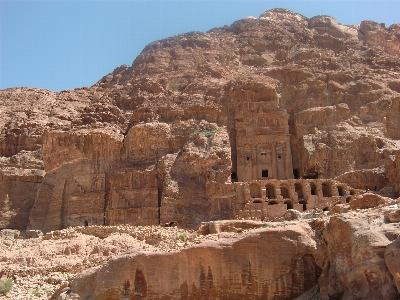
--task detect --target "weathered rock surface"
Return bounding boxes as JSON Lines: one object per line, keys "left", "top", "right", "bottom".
{"left": 1, "top": 7, "right": 400, "bottom": 300}
{"left": 1, "top": 203, "right": 400, "bottom": 299}
{"left": 1, "top": 8, "right": 400, "bottom": 231}
{"left": 62, "top": 203, "right": 400, "bottom": 300}
{"left": 69, "top": 223, "right": 322, "bottom": 300}
{"left": 322, "top": 205, "right": 400, "bottom": 300}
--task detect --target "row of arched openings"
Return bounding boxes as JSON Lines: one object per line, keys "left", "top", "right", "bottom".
{"left": 250, "top": 182, "right": 352, "bottom": 199}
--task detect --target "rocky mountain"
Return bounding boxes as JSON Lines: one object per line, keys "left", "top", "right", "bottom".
{"left": 1, "top": 8, "right": 400, "bottom": 299}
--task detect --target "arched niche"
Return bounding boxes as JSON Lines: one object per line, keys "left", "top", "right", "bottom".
{"left": 266, "top": 184, "right": 276, "bottom": 199}
{"left": 338, "top": 186, "right": 345, "bottom": 196}
{"left": 322, "top": 183, "right": 330, "bottom": 197}
{"left": 310, "top": 183, "right": 317, "bottom": 195}
{"left": 299, "top": 200, "right": 307, "bottom": 211}
{"left": 280, "top": 185, "right": 290, "bottom": 199}
{"left": 284, "top": 200, "right": 294, "bottom": 209}
{"left": 295, "top": 183, "right": 303, "bottom": 199}
{"left": 250, "top": 183, "right": 261, "bottom": 198}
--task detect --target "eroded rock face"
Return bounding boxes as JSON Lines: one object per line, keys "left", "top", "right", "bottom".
{"left": 69, "top": 223, "right": 323, "bottom": 300}
{"left": 322, "top": 208, "right": 400, "bottom": 300}
{"left": 1, "top": 8, "right": 400, "bottom": 231}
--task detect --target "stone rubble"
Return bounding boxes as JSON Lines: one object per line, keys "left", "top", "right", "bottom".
{"left": 0, "top": 225, "right": 222, "bottom": 299}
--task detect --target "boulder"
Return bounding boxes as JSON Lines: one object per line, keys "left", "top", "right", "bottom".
{"left": 349, "top": 193, "right": 391, "bottom": 210}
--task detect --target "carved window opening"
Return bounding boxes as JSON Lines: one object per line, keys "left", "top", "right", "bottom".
{"left": 293, "top": 169, "right": 299, "bottom": 179}
{"left": 322, "top": 207, "right": 329, "bottom": 211}
{"left": 299, "top": 200, "right": 307, "bottom": 211}
{"left": 278, "top": 155, "right": 282, "bottom": 159}
{"left": 250, "top": 183, "right": 261, "bottom": 198}
{"left": 231, "top": 172, "right": 237, "bottom": 180}
{"left": 266, "top": 184, "right": 275, "bottom": 199}
{"left": 262, "top": 169, "right": 268, "bottom": 177}
{"left": 310, "top": 183, "right": 317, "bottom": 195}
{"left": 268, "top": 200, "right": 278, "bottom": 205}
{"left": 295, "top": 183, "right": 303, "bottom": 199}
{"left": 322, "top": 183, "right": 330, "bottom": 197}
{"left": 284, "top": 200, "right": 293, "bottom": 209}
{"left": 260, "top": 153, "right": 266, "bottom": 156}
{"left": 246, "top": 156, "right": 250, "bottom": 161}
{"left": 84, "top": 220, "right": 89, "bottom": 227}
{"left": 280, "top": 186, "right": 290, "bottom": 199}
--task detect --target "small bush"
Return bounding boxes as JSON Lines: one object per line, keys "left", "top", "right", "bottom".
{"left": 32, "top": 290, "right": 40, "bottom": 297}
{"left": 194, "top": 129, "right": 219, "bottom": 138}
{"left": 169, "top": 81, "right": 179, "bottom": 91}
{"left": 177, "top": 233, "right": 188, "bottom": 241}
{"left": 0, "top": 278, "right": 13, "bottom": 295}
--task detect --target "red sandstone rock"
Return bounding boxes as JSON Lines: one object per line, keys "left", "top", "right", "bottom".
{"left": 385, "top": 237, "right": 400, "bottom": 293}
{"left": 387, "top": 209, "right": 400, "bottom": 223}
{"left": 1, "top": 8, "right": 400, "bottom": 231}
{"left": 322, "top": 211, "right": 400, "bottom": 299}
{"left": 69, "top": 223, "right": 323, "bottom": 300}
{"left": 1, "top": 8, "right": 400, "bottom": 298}
{"left": 349, "top": 192, "right": 392, "bottom": 209}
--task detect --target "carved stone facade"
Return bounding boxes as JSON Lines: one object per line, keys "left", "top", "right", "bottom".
{"left": 207, "top": 179, "right": 355, "bottom": 221}
{"left": 106, "top": 169, "right": 159, "bottom": 226}
{"left": 229, "top": 86, "right": 294, "bottom": 182}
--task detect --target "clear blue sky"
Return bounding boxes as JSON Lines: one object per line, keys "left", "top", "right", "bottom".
{"left": 1, "top": 0, "right": 399, "bottom": 92}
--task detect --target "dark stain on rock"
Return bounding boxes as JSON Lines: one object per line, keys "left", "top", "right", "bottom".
{"left": 133, "top": 268, "right": 147, "bottom": 299}
{"left": 180, "top": 281, "right": 189, "bottom": 300}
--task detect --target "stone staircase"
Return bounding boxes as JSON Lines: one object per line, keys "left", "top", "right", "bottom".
{"left": 70, "top": 178, "right": 86, "bottom": 194}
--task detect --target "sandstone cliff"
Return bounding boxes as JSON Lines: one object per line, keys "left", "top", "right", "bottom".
{"left": 61, "top": 200, "right": 400, "bottom": 300}
{"left": 1, "top": 8, "right": 400, "bottom": 233}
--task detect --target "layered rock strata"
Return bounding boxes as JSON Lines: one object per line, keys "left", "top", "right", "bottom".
{"left": 1, "top": 9, "right": 400, "bottom": 231}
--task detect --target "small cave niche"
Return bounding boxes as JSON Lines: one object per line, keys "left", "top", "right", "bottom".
{"left": 231, "top": 172, "right": 237, "bottom": 181}
{"left": 346, "top": 196, "right": 352, "bottom": 203}
{"left": 338, "top": 186, "right": 345, "bottom": 196}
{"left": 295, "top": 183, "right": 303, "bottom": 199}
{"left": 293, "top": 169, "right": 299, "bottom": 179}
{"left": 310, "top": 183, "right": 317, "bottom": 195}
{"left": 322, "top": 183, "right": 331, "bottom": 197}
{"left": 322, "top": 207, "right": 329, "bottom": 211}
{"left": 284, "top": 200, "right": 294, "bottom": 209}
{"left": 262, "top": 169, "right": 268, "bottom": 177}
{"left": 299, "top": 200, "right": 307, "bottom": 211}
{"left": 303, "top": 167, "right": 318, "bottom": 179}
{"left": 250, "top": 183, "right": 261, "bottom": 198}
{"left": 376, "top": 138, "right": 384, "bottom": 149}
{"left": 280, "top": 186, "right": 290, "bottom": 199}
{"left": 266, "top": 184, "right": 276, "bottom": 199}
{"left": 268, "top": 200, "right": 278, "bottom": 205}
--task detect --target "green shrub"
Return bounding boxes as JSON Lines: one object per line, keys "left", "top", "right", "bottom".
{"left": 32, "top": 290, "right": 40, "bottom": 297}
{"left": 0, "top": 278, "right": 13, "bottom": 295}
{"left": 177, "top": 233, "right": 188, "bottom": 241}
{"left": 194, "top": 129, "right": 219, "bottom": 138}
{"left": 169, "top": 81, "right": 179, "bottom": 91}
